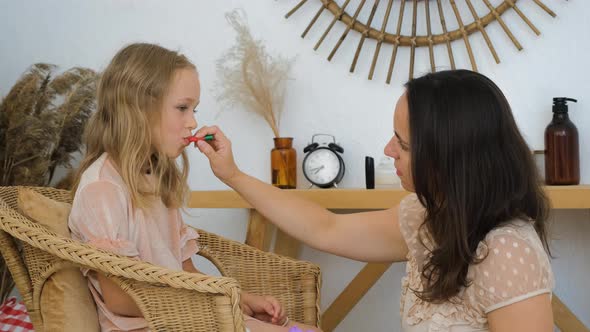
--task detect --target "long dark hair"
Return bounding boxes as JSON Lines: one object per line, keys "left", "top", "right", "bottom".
{"left": 405, "top": 70, "right": 550, "bottom": 303}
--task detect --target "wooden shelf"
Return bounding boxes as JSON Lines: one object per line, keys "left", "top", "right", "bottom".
{"left": 544, "top": 185, "right": 590, "bottom": 209}
{"left": 189, "top": 185, "right": 590, "bottom": 209}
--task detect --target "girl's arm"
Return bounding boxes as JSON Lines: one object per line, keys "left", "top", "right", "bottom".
{"left": 195, "top": 126, "right": 409, "bottom": 263}
{"left": 95, "top": 259, "right": 215, "bottom": 318}
{"left": 182, "top": 258, "right": 202, "bottom": 273}
{"left": 96, "top": 272, "right": 143, "bottom": 317}
{"left": 95, "top": 258, "right": 224, "bottom": 318}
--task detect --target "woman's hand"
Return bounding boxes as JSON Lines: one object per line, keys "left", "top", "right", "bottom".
{"left": 240, "top": 292, "right": 286, "bottom": 325}
{"left": 194, "top": 126, "right": 242, "bottom": 184}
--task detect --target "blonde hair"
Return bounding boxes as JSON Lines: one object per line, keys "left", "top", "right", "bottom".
{"left": 72, "top": 43, "right": 196, "bottom": 209}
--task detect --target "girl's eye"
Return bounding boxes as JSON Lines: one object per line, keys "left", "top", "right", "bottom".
{"left": 177, "top": 105, "right": 199, "bottom": 113}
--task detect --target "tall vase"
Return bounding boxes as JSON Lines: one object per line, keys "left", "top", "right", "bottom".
{"left": 271, "top": 137, "right": 297, "bottom": 189}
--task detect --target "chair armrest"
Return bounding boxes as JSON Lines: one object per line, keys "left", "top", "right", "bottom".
{"left": 0, "top": 210, "right": 246, "bottom": 331}
{"left": 110, "top": 275, "right": 244, "bottom": 332}
{"left": 195, "top": 227, "right": 321, "bottom": 327}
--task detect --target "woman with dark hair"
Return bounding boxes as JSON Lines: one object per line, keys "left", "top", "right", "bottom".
{"left": 196, "top": 70, "right": 554, "bottom": 331}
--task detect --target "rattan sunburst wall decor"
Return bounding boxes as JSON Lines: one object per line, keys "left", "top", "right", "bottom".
{"left": 284, "top": 0, "right": 558, "bottom": 84}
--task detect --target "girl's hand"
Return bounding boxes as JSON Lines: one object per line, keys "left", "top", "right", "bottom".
{"left": 194, "top": 126, "right": 241, "bottom": 184}
{"left": 241, "top": 293, "right": 286, "bottom": 325}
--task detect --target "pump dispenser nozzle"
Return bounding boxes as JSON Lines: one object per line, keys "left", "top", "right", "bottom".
{"left": 552, "top": 97, "right": 577, "bottom": 113}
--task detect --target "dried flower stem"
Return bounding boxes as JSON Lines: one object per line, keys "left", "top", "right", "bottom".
{"left": 216, "top": 9, "right": 293, "bottom": 138}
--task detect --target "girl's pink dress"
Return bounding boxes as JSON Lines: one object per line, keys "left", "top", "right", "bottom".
{"left": 68, "top": 153, "right": 199, "bottom": 332}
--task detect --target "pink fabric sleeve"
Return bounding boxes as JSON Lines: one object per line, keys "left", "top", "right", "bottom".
{"left": 73, "top": 181, "right": 140, "bottom": 259}
{"left": 179, "top": 220, "right": 200, "bottom": 262}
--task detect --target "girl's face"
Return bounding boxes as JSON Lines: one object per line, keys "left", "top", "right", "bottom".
{"left": 153, "top": 68, "right": 200, "bottom": 158}
{"left": 384, "top": 93, "right": 414, "bottom": 192}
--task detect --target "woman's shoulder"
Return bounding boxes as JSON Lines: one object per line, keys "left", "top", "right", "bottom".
{"left": 468, "top": 219, "right": 554, "bottom": 313}
{"left": 483, "top": 219, "right": 545, "bottom": 252}
{"left": 398, "top": 193, "right": 423, "bottom": 225}
{"left": 398, "top": 194, "right": 429, "bottom": 255}
{"left": 477, "top": 219, "right": 550, "bottom": 269}
{"left": 398, "top": 193, "right": 425, "bottom": 222}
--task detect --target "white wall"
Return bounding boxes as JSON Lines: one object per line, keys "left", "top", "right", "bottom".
{"left": 1, "top": 1, "right": 588, "bottom": 330}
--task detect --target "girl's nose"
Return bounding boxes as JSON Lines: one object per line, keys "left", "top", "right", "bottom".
{"left": 187, "top": 115, "right": 198, "bottom": 131}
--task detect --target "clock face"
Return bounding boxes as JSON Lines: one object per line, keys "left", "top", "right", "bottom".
{"left": 303, "top": 148, "right": 341, "bottom": 186}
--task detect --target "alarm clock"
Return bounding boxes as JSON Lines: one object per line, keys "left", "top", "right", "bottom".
{"left": 302, "top": 134, "right": 345, "bottom": 188}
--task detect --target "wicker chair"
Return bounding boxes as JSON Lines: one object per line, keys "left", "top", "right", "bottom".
{"left": 0, "top": 186, "right": 321, "bottom": 331}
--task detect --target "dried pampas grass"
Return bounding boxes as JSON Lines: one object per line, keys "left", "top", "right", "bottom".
{"left": 0, "top": 63, "right": 96, "bottom": 303}
{"left": 0, "top": 63, "right": 97, "bottom": 304}
{"left": 0, "top": 64, "right": 97, "bottom": 187}
{"left": 215, "top": 9, "right": 294, "bottom": 137}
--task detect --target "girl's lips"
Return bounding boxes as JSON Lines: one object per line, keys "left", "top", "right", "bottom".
{"left": 183, "top": 136, "right": 201, "bottom": 147}
{"left": 186, "top": 135, "right": 214, "bottom": 143}
{"left": 183, "top": 134, "right": 214, "bottom": 147}
{"left": 183, "top": 135, "right": 199, "bottom": 146}
{"left": 396, "top": 169, "right": 402, "bottom": 176}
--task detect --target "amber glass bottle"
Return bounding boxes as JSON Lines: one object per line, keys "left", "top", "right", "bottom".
{"left": 271, "top": 137, "right": 297, "bottom": 188}
{"left": 545, "top": 97, "right": 579, "bottom": 185}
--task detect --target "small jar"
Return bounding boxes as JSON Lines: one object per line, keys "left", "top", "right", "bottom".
{"left": 271, "top": 137, "right": 297, "bottom": 189}
{"left": 532, "top": 150, "right": 545, "bottom": 182}
{"left": 375, "top": 157, "right": 400, "bottom": 188}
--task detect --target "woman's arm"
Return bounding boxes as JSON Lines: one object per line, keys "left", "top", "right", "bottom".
{"left": 195, "top": 126, "right": 408, "bottom": 263}
{"left": 487, "top": 293, "right": 553, "bottom": 332}
{"left": 228, "top": 170, "right": 407, "bottom": 262}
